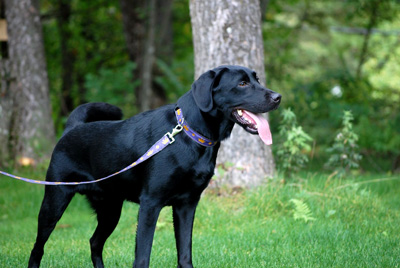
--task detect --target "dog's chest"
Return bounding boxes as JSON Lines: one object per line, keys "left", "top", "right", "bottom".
{"left": 150, "top": 148, "right": 217, "bottom": 196}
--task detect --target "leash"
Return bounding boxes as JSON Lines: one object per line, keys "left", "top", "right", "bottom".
{"left": 0, "top": 107, "right": 216, "bottom": 186}
{"left": 0, "top": 123, "right": 184, "bottom": 185}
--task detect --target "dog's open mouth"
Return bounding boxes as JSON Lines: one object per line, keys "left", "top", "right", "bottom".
{"left": 232, "top": 109, "right": 272, "bottom": 145}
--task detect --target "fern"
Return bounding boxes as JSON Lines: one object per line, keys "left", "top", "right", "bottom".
{"left": 290, "top": 199, "right": 316, "bottom": 223}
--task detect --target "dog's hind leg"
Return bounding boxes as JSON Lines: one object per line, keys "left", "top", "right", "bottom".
{"left": 28, "top": 187, "right": 74, "bottom": 268}
{"left": 88, "top": 197, "right": 124, "bottom": 268}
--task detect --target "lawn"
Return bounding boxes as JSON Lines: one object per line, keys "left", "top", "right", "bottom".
{"left": 1, "top": 170, "right": 400, "bottom": 267}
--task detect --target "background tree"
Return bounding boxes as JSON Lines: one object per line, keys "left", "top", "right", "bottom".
{"left": 0, "top": 0, "right": 55, "bottom": 167}
{"left": 119, "top": 0, "right": 173, "bottom": 112}
{"left": 56, "top": 0, "right": 75, "bottom": 117}
{"left": 41, "top": 0, "right": 130, "bottom": 130}
{"left": 0, "top": 0, "right": 11, "bottom": 166}
{"left": 190, "top": 0, "right": 275, "bottom": 186}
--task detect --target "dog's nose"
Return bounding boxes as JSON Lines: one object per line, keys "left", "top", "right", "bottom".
{"left": 271, "top": 93, "right": 281, "bottom": 104}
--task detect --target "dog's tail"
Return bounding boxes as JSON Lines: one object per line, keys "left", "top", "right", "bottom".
{"left": 63, "top": 102, "right": 123, "bottom": 135}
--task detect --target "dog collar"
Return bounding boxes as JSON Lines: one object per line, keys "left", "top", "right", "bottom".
{"left": 175, "top": 108, "right": 217, "bottom": 147}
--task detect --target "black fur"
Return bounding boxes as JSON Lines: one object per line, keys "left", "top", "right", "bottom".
{"left": 28, "top": 65, "right": 281, "bottom": 268}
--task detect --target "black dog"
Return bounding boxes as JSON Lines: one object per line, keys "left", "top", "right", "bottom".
{"left": 28, "top": 65, "right": 281, "bottom": 268}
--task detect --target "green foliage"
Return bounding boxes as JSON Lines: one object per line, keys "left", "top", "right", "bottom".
{"left": 264, "top": 0, "right": 400, "bottom": 171}
{"left": 38, "top": 0, "right": 400, "bottom": 171}
{"left": 276, "top": 108, "right": 313, "bottom": 176}
{"left": 41, "top": 0, "right": 130, "bottom": 133}
{"left": 289, "top": 199, "right": 316, "bottom": 223}
{"left": 84, "top": 62, "right": 139, "bottom": 117}
{"left": 325, "top": 110, "right": 362, "bottom": 176}
{"left": 154, "top": 58, "right": 193, "bottom": 102}
{"left": 358, "top": 113, "right": 400, "bottom": 154}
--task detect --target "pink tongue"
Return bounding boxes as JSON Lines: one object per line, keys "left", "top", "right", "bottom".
{"left": 243, "top": 110, "right": 273, "bottom": 145}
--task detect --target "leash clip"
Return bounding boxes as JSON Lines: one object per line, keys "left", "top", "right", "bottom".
{"left": 166, "top": 122, "right": 184, "bottom": 144}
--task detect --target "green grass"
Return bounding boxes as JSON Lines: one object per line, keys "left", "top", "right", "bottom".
{"left": 1, "top": 170, "right": 400, "bottom": 267}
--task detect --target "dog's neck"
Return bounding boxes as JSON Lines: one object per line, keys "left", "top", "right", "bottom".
{"left": 177, "top": 92, "right": 235, "bottom": 142}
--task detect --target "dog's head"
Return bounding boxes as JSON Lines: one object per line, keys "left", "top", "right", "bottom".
{"left": 191, "top": 65, "right": 281, "bottom": 145}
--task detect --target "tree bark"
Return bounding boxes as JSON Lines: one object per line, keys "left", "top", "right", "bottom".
{"left": 190, "top": 0, "right": 275, "bottom": 187}
{"left": 140, "top": 0, "right": 156, "bottom": 112}
{"left": 57, "top": 0, "right": 75, "bottom": 117}
{"left": 155, "top": 0, "right": 174, "bottom": 62}
{"left": 0, "top": 59, "right": 13, "bottom": 166}
{"left": 152, "top": 0, "right": 173, "bottom": 108}
{"left": 260, "top": 0, "right": 270, "bottom": 21}
{"left": 120, "top": 0, "right": 172, "bottom": 112}
{"left": 0, "top": 0, "right": 55, "bottom": 166}
{"left": 119, "top": 0, "right": 147, "bottom": 111}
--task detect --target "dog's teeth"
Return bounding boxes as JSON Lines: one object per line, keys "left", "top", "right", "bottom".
{"left": 237, "top": 109, "right": 243, "bottom": 116}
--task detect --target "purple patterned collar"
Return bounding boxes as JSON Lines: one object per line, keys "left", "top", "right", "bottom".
{"left": 175, "top": 107, "right": 217, "bottom": 147}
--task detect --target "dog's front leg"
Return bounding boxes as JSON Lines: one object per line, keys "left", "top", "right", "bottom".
{"left": 133, "top": 201, "right": 162, "bottom": 268}
{"left": 172, "top": 201, "right": 199, "bottom": 268}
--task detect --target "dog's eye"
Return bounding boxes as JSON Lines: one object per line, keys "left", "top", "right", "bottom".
{"left": 238, "top": 81, "right": 247, "bottom": 87}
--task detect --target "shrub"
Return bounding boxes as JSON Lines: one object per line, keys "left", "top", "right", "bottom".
{"left": 84, "top": 62, "right": 139, "bottom": 117}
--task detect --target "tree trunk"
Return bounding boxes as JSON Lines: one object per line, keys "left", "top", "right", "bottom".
{"left": 189, "top": 0, "right": 275, "bottom": 187}
{"left": 57, "top": 0, "right": 75, "bottom": 117}
{"left": 0, "top": 0, "right": 11, "bottom": 166}
{"left": 120, "top": 0, "right": 172, "bottom": 112}
{"left": 260, "top": 0, "right": 270, "bottom": 21}
{"left": 0, "top": 0, "right": 55, "bottom": 166}
{"left": 0, "top": 59, "right": 13, "bottom": 167}
{"left": 119, "top": 0, "right": 146, "bottom": 111}
{"left": 154, "top": 0, "right": 174, "bottom": 62}
{"left": 152, "top": 0, "right": 173, "bottom": 108}
{"left": 140, "top": 0, "right": 156, "bottom": 112}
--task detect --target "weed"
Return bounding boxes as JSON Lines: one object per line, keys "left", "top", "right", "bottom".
{"left": 325, "top": 110, "right": 362, "bottom": 177}
{"left": 276, "top": 108, "right": 313, "bottom": 178}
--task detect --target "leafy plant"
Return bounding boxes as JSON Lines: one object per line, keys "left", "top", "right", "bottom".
{"left": 84, "top": 62, "right": 139, "bottom": 117}
{"left": 276, "top": 108, "right": 313, "bottom": 177}
{"left": 154, "top": 59, "right": 193, "bottom": 101}
{"left": 290, "top": 199, "right": 316, "bottom": 223}
{"left": 325, "top": 110, "right": 362, "bottom": 177}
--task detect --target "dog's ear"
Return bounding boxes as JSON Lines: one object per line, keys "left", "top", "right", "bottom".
{"left": 191, "top": 68, "right": 226, "bottom": 112}
{"left": 191, "top": 70, "right": 216, "bottom": 112}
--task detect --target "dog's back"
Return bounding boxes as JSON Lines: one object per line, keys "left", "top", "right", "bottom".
{"left": 63, "top": 103, "right": 123, "bottom": 136}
